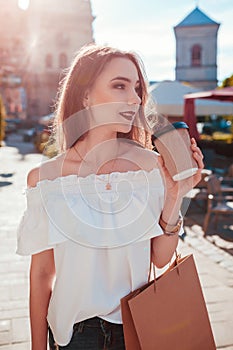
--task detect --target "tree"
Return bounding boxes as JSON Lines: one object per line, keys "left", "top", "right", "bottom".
{"left": 221, "top": 74, "right": 233, "bottom": 87}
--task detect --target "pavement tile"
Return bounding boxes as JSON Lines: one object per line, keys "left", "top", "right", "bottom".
{"left": 12, "top": 318, "right": 30, "bottom": 343}
{"left": 0, "top": 288, "right": 9, "bottom": 302}
{"left": 0, "top": 332, "right": 11, "bottom": 347}
{"left": 208, "top": 304, "right": 233, "bottom": 323}
{"left": 0, "top": 321, "right": 10, "bottom": 333}
{"left": 0, "top": 344, "right": 30, "bottom": 350}
{"left": 212, "top": 321, "right": 233, "bottom": 349}
{"left": 203, "top": 286, "right": 233, "bottom": 303}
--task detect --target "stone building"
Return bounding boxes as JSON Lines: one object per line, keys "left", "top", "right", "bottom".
{"left": 0, "top": 0, "right": 94, "bottom": 118}
{"left": 174, "top": 6, "right": 220, "bottom": 90}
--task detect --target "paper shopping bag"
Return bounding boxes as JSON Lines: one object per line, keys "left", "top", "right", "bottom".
{"left": 120, "top": 254, "right": 216, "bottom": 350}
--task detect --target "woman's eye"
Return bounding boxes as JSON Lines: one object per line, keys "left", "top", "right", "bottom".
{"left": 113, "top": 83, "right": 125, "bottom": 90}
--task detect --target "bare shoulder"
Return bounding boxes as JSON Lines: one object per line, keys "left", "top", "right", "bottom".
{"left": 27, "top": 153, "right": 66, "bottom": 188}
{"left": 27, "top": 167, "right": 41, "bottom": 188}
{"left": 127, "top": 144, "right": 161, "bottom": 171}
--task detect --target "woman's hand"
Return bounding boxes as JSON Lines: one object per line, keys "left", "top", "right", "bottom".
{"left": 158, "top": 138, "right": 204, "bottom": 201}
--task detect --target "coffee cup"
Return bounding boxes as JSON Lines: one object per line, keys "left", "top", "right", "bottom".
{"left": 154, "top": 122, "right": 198, "bottom": 181}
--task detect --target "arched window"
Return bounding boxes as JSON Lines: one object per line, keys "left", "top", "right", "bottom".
{"left": 191, "top": 45, "right": 202, "bottom": 66}
{"left": 59, "top": 53, "right": 67, "bottom": 69}
{"left": 45, "top": 54, "right": 53, "bottom": 68}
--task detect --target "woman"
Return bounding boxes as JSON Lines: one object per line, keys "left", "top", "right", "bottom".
{"left": 17, "top": 44, "right": 204, "bottom": 349}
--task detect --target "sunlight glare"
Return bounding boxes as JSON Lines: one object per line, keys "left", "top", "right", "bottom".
{"left": 18, "top": 0, "right": 30, "bottom": 10}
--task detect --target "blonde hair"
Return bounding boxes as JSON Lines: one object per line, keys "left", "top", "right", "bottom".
{"left": 52, "top": 44, "right": 152, "bottom": 153}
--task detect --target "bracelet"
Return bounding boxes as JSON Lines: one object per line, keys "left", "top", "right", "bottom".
{"left": 159, "top": 215, "right": 183, "bottom": 235}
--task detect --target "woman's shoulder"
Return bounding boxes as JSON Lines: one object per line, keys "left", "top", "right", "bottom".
{"left": 27, "top": 153, "right": 66, "bottom": 188}
{"left": 124, "top": 142, "right": 161, "bottom": 171}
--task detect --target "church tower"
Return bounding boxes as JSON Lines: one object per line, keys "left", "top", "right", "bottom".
{"left": 174, "top": 6, "right": 220, "bottom": 90}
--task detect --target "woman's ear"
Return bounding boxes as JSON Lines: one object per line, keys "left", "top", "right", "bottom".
{"left": 83, "top": 90, "right": 90, "bottom": 109}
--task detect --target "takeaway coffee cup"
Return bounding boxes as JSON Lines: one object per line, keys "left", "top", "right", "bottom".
{"left": 154, "top": 122, "right": 198, "bottom": 181}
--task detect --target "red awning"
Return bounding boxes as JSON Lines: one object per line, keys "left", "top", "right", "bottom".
{"left": 183, "top": 87, "right": 233, "bottom": 139}
{"left": 184, "top": 86, "right": 233, "bottom": 102}
{"left": 183, "top": 99, "right": 200, "bottom": 140}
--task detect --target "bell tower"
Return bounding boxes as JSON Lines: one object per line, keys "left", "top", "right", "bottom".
{"left": 174, "top": 6, "right": 220, "bottom": 90}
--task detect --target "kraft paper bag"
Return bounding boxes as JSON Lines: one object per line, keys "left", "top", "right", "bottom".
{"left": 120, "top": 254, "right": 216, "bottom": 350}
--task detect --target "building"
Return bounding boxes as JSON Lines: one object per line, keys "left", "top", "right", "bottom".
{"left": 0, "top": 0, "right": 94, "bottom": 118}
{"left": 174, "top": 6, "right": 220, "bottom": 90}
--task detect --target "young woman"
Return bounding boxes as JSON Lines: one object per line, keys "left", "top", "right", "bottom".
{"left": 17, "top": 44, "right": 204, "bottom": 349}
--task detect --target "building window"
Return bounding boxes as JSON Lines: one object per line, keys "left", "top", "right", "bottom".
{"left": 191, "top": 45, "right": 202, "bottom": 66}
{"left": 59, "top": 53, "right": 67, "bottom": 69}
{"left": 45, "top": 54, "right": 53, "bottom": 68}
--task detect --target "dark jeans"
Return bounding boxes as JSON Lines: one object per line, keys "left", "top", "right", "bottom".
{"left": 49, "top": 317, "right": 125, "bottom": 350}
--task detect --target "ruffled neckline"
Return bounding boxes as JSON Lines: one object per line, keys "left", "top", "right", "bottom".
{"left": 26, "top": 167, "right": 161, "bottom": 193}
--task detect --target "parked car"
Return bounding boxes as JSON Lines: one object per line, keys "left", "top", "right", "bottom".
{"left": 22, "top": 128, "right": 37, "bottom": 142}
{"left": 5, "top": 118, "right": 22, "bottom": 135}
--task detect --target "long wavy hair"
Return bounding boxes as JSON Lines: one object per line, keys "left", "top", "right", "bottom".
{"left": 52, "top": 44, "right": 152, "bottom": 153}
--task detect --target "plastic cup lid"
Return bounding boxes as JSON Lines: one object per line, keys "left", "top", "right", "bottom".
{"left": 154, "top": 121, "right": 189, "bottom": 138}
{"left": 172, "top": 122, "right": 189, "bottom": 130}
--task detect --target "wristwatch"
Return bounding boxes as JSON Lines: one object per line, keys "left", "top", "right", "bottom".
{"left": 159, "top": 215, "right": 183, "bottom": 235}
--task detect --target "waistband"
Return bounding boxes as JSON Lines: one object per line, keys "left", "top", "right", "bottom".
{"left": 73, "top": 316, "right": 122, "bottom": 332}
{"left": 49, "top": 317, "right": 123, "bottom": 349}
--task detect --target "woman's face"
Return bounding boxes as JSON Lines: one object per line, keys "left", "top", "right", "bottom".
{"left": 84, "top": 57, "right": 142, "bottom": 133}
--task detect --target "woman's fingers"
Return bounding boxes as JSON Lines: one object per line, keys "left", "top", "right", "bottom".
{"left": 190, "top": 138, "right": 204, "bottom": 169}
{"left": 193, "top": 151, "right": 204, "bottom": 169}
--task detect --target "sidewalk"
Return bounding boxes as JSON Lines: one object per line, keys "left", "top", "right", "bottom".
{"left": 0, "top": 133, "right": 233, "bottom": 349}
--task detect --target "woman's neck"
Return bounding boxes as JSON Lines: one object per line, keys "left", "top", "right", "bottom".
{"left": 73, "top": 128, "right": 121, "bottom": 170}
{"left": 82, "top": 127, "right": 118, "bottom": 151}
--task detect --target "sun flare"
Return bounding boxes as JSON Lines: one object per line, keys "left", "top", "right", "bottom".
{"left": 18, "top": 0, "right": 30, "bottom": 10}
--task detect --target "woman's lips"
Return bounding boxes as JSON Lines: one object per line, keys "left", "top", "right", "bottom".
{"left": 119, "top": 111, "right": 136, "bottom": 120}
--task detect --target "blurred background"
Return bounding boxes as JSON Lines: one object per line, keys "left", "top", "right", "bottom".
{"left": 0, "top": 0, "right": 232, "bottom": 169}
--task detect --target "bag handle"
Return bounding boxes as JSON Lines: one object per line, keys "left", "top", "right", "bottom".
{"left": 149, "top": 250, "right": 181, "bottom": 290}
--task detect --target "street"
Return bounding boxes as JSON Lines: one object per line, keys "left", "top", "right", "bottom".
{"left": 0, "top": 133, "right": 233, "bottom": 349}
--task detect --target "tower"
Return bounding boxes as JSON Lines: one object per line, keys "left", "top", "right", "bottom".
{"left": 174, "top": 6, "right": 220, "bottom": 90}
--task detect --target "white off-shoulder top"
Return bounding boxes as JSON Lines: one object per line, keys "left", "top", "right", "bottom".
{"left": 16, "top": 168, "right": 171, "bottom": 346}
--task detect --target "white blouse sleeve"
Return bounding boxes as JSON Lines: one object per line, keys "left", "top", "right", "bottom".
{"left": 16, "top": 169, "right": 184, "bottom": 254}
{"left": 16, "top": 188, "right": 67, "bottom": 256}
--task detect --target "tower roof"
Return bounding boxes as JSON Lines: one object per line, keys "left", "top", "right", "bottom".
{"left": 175, "top": 6, "right": 219, "bottom": 27}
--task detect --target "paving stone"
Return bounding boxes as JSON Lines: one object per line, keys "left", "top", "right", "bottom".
{"left": 0, "top": 343, "right": 31, "bottom": 350}
{"left": 0, "top": 288, "right": 9, "bottom": 302}
{"left": 10, "top": 283, "right": 29, "bottom": 300}
{"left": 212, "top": 321, "right": 233, "bottom": 349}
{"left": 199, "top": 274, "right": 221, "bottom": 288}
{"left": 207, "top": 301, "right": 233, "bottom": 324}
{"left": 0, "top": 309, "right": 29, "bottom": 320}
{"left": 0, "top": 332, "right": 11, "bottom": 346}
{"left": 0, "top": 321, "right": 10, "bottom": 333}
{"left": 12, "top": 318, "right": 30, "bottom": 343}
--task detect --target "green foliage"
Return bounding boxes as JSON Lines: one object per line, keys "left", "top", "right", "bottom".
{"left": 221, "top": 74, "right": 233, "bottom": 87}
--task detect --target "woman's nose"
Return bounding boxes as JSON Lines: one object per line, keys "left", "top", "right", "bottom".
{"left": 128, "top": 90, "right": 141, "bottom": 105}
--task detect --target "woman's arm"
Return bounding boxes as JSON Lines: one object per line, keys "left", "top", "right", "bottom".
{"left": 27, "top": 167, "right": 56, "bottom": 349}
{"left": 30, "top": 249, "right": 55, "bottom": 350}
{"left": 151, "top": 138, "right": 204, "bottom": 268}
{"left": 151, "top": 198, "right": 181, "bottom": 268}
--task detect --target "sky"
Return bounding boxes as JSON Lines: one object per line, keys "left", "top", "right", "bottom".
{"left": 91, "top": 0, "right": 233, "bottom": 85}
